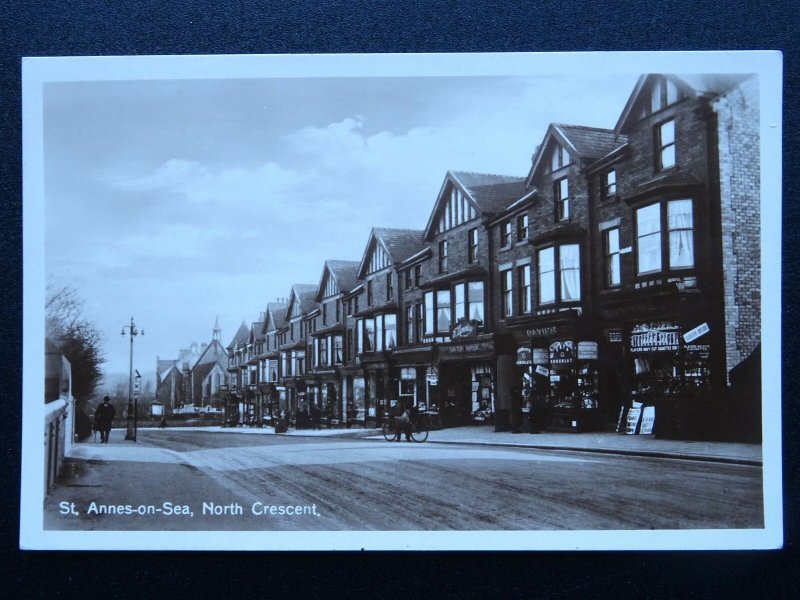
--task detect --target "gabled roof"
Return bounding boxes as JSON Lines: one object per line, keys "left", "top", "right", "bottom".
{"left": 315, "top": 259, "right": 361, "bottom": 302}
{"left": 614, "top": 73, "right": 751, "bottom": 135}
{"left": 263, "top": 302, "right": 288, "bottom": 333}
{"left": 357, "top": 228, "right": 425, "bottom": 278}
{"left": 226, "top": 321, "right": 250, "bottom": 349}
{"left": 527, "top": 124, "right": 626, "bottom": 184}
{"left": 287, "top": 284, "right": 318, "bottom": 319}
{"left": 423, "top": 171, "right": 528, "bottom": 241}
{"left": 194, "top": 339, "right": 227, "bottom": 366}
{"left": 249, "top": 321, "right": 264, "bottom": 342}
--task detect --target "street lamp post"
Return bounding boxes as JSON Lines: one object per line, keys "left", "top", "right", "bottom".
{"left": 121, "top": 317, "right": 144, "bottom": 441}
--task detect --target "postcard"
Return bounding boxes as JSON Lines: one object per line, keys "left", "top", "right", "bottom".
{"left": 21, "top": 51, "right": 783, "bottom": 550}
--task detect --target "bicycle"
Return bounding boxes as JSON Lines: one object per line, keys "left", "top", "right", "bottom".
{"left": 382, "top": 413, "right": 429, "bottom": 443}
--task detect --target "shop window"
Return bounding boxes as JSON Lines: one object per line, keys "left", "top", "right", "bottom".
{"left": 655, "top": 119, "right": 676, "bottom": 171}
{"left": 518, "top": 265, "right": 532, "bottom": 313}
{"left": 500, "top": 221, "right": 512, "bottom": 247}
{"left": 502, "top": 269, "right": 513, "bottom": 316}
{"left": 636, "top": 199, "right": 694, "bottom": 275}
{"left": 439, "top": 240, "right": 448, "bottom": 273}
{"left": 468, "top": 228, "right": 478, "bottom": 263}
{"left": 555, "top": 177, "right": 569, "bottom": 221}
{"left": 517, "top": 214, "right": 529, "bottom": 241}
{"left": 605, "top": 228, "right": 622, "bottom": 287}
{"left": 538, "top": 244, "right": 581, "bottom": 304}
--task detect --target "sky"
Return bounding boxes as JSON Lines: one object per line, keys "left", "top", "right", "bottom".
{"left": 43, "top": 72, "right": 640, "bottom": 377}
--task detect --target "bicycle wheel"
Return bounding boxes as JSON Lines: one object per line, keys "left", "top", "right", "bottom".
{"left": 410, "top": 418, "right": 428, "bottom": 443}
{"left": 382, "top": 420, "right": 396, "bottom": 441}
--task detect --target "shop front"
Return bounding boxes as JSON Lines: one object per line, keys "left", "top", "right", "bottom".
{"left": 359, "top": 355, "right": 395, "bottom": 427}
{"left": 508, "top": 315, "right": 601, "bottom": 432}
{"left": 620, "top": 320, "right": 713, "bottom": 438}
{"left": 392, "top": 346, "right": 438, "bottom": 419}
{"left": 436, "top": 335, "right": 496, "bottom": 427}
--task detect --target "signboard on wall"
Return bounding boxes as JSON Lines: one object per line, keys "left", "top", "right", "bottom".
{"left": 549, "top": 340, "right": 575, "bottom": 364}
{"left": 577, "top": 341, "right": 598, "bottom": 360}
{"left": 683, "top": 322, "right": 710, "bottom": 343}
{"left": 532, "top": 348, "right": 549, "bottom": 364}
{"left": 516, "top": 346, "right": 532, "bottom": 365}
{"left": 630, "top": 322, "right": 680, "bottom": 353}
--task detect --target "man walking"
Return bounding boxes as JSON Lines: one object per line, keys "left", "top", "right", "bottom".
{"left": 94, "top": 396, "right": 116, "bottom": 443}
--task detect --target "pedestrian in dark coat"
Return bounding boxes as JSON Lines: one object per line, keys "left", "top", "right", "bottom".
{"left": 94, "top": 396, "right": 116, "bottom": 443}
{"left": 310, "top": 403, "right": 321, "bottom": 430}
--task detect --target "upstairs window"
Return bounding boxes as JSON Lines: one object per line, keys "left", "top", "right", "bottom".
{"left": 517, "top": 214, "right": 529, "bottom": 241}
{"left": 336, "top": 299, "right": 341, "bottom": 322}
{"left": 367, "top": 280, "right": 373, "bottom": 305}
{"left": 500, "top": 221, "right": 512, "bottom": 247}
{"left": 414, "top": 264, "right": 422, "bottom": 287}
{"left": 436, "top": 289, "right": 451, "bottom": 333}
{"left": 555, "top": 177, "right": 570, "bottom": 221}
{"left": 502, "top": 269, "right": 513, "bottom": 316}
{"left": 538, "top": 244, "right": 581, "bottom": 304}
{"left": 405, "top": 269, "right": 412, "bottom": 290}
{"left": 603, "top": 169, "right": 617, "bottom": 201}
{"left": 605, "top": 228, "right": 622, "bottom": 287}
{"left": 322, "top": 303, "right": 327, "bottom": 326}
{"left": 386, "top": 272, "right": 393, "bottom": 301}
{"left": 518, "top": 265, "right": 532, "bottom": 313}
{"left": 439, "top": 240, "right": 448, "bottom": 273}
{"left": 650, "top": 77, "right": 680, "bottom": 113}
{"left": 636, "top": 199, "right": 694, "bottom": 275}
{"left": 550, "top": 142, "right": 567, "bottom": 172}
{"left": 468, "top": 228, "right": 478, "bottom": 263}
{"left": 656, "top": 119, "right": 676, "bottom": 171}
{"left": 406, "top": 305, "right": 414, "bottom": 344}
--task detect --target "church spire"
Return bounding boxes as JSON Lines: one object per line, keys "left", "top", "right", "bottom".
{"left": 213, "top": 315, "right": 221, "bottom": 341}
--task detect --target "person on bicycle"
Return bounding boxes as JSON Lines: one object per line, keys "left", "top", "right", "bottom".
{"left": 393, "top": 400, "right": 413, "bottom": 442}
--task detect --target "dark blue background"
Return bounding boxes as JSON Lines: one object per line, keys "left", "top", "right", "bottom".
{"left": 2, "top": 1, "right": 796, "bottom": 598}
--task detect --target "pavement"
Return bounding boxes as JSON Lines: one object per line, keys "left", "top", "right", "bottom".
{"left": 130, "top": 424, "right": 762, "bottom": 465}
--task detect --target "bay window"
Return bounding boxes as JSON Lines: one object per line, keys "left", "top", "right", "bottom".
{"left": 467, "top": 282, "right": 484, "bottom": 322}
{"left": 406, "top": 305, "right": 414, "bottom": 343}
{"left": 333, "top": 335, "right": 343, "bottom": 364}
{"left": 606, "top": 228, "right": 622, "bottom": 287}
{"left": 436, "top": 289, "right": 451, "bottom": 333}
{"left": 636, "top": 199, "right": 694, "bottom": 275}
{"left": 538, "top": 244, "right": 581, "bottom": 304}
{"left": 424, "top": 291, "right": 434, "bottom": 334}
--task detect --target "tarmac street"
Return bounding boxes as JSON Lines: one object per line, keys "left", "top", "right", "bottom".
{"left": 43, "top": 427, "right": 764, "bottom": 531}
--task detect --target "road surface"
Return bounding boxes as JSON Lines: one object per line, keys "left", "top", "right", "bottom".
{"left": 44, "top": 428, "right": 763, "bottom": 531}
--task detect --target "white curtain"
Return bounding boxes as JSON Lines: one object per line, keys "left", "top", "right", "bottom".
{"left": 559, "top": 244, "right": 581, "bottom": 301}
{"left": 637, "top": 203, "right": 662, "bottom": 273}
{"left": 668, "top": 199, "right": 694, "bottom": 268}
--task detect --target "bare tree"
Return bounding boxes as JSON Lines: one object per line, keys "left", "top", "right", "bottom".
{"left": 46, "top": 285, "right": 105, "bottom": 408}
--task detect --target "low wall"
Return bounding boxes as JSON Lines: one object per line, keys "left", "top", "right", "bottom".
{"left": 44, "top": 398, "right": 70, "bottom": 494}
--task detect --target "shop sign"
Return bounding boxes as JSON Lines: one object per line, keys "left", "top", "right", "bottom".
{"left": 439, "top": 340, "right": 494, "bottom": 355}
{"left": 630, "top": 322, "right": 680, "bottom": 353}
{"left": 683, "top": 322, "right": 710, "bottom": 343}
{"left": 535, "top": 365, "right": 550, "bottom": 377}
{"left": 684, "top": 343, "right": 710, "bottom": 356}
{"left": 516, "top": 346, "right": 532, "bottom": 365}
{"left": 640, "top": 406, "right": 656, "bottom": 435}
{"left": 577, "top": 341, "right": 598, "bottom": 360}
{"left": 625, "top": 403, "right": 643, "bottom": 435}
{"left": 526, "top": 325, "right": 558, "bottom": 339}
{"left": 400, "top": 367, "right": 416, "bottom": 380}
{"left": 532, "top": 348, "right": 549, "bottom": 365}
{"left": 607, "top": 329, "right": 623, "bottom": 343}
{"left": 451, "top": 318, "right": 480, "bottom": 339}
{"left": 549, "top": 340, "right": 575, "bottom": 364}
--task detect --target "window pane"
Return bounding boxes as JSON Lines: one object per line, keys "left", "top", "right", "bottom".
{"left": 424, "top": 292, "right": 434, "bottom": 334}
{"left": 559, "top": 244, "right": 581, "bottom": 301}
{"left": 608, "top": 228, "right": 619, "bottom": 252}
{"left": 661, "top": 145, "right": 676, "bottom": 169}
{"left": 375, "top": 315, "right": 383, "bottom": 351}
{"left": 637, "top": 203, "right": 661, "bottom": 236}
{"left": 666, "top": 79, "right": 679, "bottom": 105}
{"left": 660, "top": 120, "right": 675, "bottom": 145}
{"left": 436, "top": 289, "right": 451, "bottom": 332}
{"left": 651, "top": 81, "right": 662, "bottom": 113}
{"left": 638, "top": 233, "right": 662, "bottom": 273}
{"left": 454, "top": 283, "right": 465, "bottom": 321}
{"left": 609, "top": 254, "right": 621, "bottom": 286}
{"left": 468, "top": 282, "right": 484, "bottom": 322}
{"left": 539, "top": 246, "right": 554, "bottom": 274}
{"left": 668, "top": 199, "right": 693, "bottom": 228}
{"left": 364, "top": 318, "right": 375, "bottom": 352}
{"left": 559, "top": 178, "right": 569, "bottom": 199}
{"left": 384, "top": 314, "right": 397, "bottom": 349}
